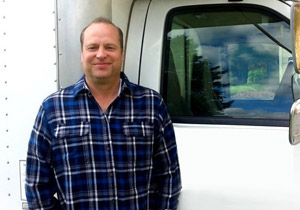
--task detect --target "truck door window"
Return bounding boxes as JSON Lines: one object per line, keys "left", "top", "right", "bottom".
{"left": 163, "top": 5, "right": 293, "bottom": 126}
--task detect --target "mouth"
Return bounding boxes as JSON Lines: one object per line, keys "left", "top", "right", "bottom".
{"left": 93, "top": 62, "right": 111, "bottom": 68}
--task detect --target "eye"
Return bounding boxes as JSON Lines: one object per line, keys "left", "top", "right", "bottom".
{"left": 86, "top": 45, "right": 98, "bottom": 51}
{"left": 106, "top": 45, "right": 116, "bottom": 51}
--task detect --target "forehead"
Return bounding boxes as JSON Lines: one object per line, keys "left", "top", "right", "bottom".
{"left": 83, "top": 23, "right": 120, "bottom": 44}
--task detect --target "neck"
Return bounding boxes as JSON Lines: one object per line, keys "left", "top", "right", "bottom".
{"left": 86, "top": 77, "right": 121, "bottom": 112}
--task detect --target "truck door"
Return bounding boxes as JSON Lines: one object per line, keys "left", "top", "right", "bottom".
{"left": 125, "top": 0, "right": 300, "bottom": 209}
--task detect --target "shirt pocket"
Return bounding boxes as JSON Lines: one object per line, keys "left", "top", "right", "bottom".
{"left": 123, "top": 121, "right": 154, "bottom": 138}
{"left": 54, "top": 121, "right": 90, "bottom": 139}
{"left": 52, "top": 121, "right": 90, "bottom": 170}
{"left": 123, "top": 121, "right": 154, "bottom": 168}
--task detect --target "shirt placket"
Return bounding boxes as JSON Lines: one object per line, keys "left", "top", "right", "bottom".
{"left": 103, "top": 108, "right": 119, "bottom": 210}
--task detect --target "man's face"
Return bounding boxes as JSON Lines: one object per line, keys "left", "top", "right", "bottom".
{"left": 81, "top": 23, "right": 123, "bottom": 85}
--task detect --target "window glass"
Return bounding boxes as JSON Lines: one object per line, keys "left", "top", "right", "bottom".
{"left": 163, "top": 6, "right": 293, "bottom": 122}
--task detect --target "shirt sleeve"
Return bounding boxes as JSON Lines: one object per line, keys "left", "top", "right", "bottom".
{"left": 26, "top": 105, "right": 60, "bottom": 210}
{"left": 151, "top": 98, "right": 182, "bottom": 210}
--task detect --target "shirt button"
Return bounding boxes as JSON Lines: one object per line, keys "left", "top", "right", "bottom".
{"left": 106, "top": 146, "right": 110, "bottom": 151}
{"left": 109, "top": 172, "right": 113, "bottom": 177}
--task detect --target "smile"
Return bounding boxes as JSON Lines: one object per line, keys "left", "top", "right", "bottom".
{"left": 93, "top": 62, "right": 111, "bottom": 68}
{"left": 94, "top": 62, "right": 111, "bottom": 65}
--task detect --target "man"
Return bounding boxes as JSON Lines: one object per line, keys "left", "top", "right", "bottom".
{"left": 26, "top": 17, "right": 181, "bottom": 210}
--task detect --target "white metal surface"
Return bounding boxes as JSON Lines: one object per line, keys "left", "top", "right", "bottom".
{"left": 123, "top": 0, "right": 150, "bottom": 83}
{"left": 175, "top": 124, "right": 300, "bottom": 209}
{"left": 0, "top": 0, "right": 57, "bottom": 209}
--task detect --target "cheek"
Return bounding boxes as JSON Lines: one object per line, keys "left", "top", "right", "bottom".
{"left": 113, "top": 54, "right": 123, "bottom": 65}
{"left": 82, "top": 51, "right": 95, "bottom": 61}
{"left": 113, "top": 59, "right": 122, "bottom": 69}
{"left": 81, "top": 54, "right": 92, "bottom": 71}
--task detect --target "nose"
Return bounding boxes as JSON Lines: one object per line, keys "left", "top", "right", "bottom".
{"left": 96, "top": 47, "right": 107, "bottom": 59}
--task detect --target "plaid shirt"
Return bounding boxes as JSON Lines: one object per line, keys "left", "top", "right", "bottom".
{"left": 26, "top": 73, "right": 181, "bottom": 210}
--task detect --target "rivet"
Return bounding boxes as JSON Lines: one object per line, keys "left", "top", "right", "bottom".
{"left": 7, "top": 177, "right": 10, "bottom": 180}
{"left": 7, "top": 161, "right": 9, "bottom": 164}
{"left": 6, "top": 129, "right": 8, "bottom": 132}
{"left": 6, "top": 145, "right": 9, "bottom": 148}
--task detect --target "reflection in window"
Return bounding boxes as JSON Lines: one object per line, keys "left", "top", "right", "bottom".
{"left": 163, "top": 6, "right": 293, "bottom": 121}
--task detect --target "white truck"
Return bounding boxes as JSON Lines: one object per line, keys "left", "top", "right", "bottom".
{"left": 1, "top": 0, "right": 300, "bottom": 209}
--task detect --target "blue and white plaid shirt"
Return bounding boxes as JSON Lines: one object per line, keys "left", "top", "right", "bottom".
{"left": 26, "top": 73, "right": 181, "bottom": 210}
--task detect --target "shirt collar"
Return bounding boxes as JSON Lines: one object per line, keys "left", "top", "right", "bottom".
{"left": 120, "top": 72, "right": 134, "bottom": 95}
{"left": 73, "top": 72, "right": 133, "bottom": 98}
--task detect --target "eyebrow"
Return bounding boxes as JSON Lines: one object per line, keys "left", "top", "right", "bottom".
{"left": 85, "top": 42, "right": 118, "bottom": 47}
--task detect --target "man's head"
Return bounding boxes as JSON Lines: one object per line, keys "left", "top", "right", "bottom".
{"left": 80, "top": 17, "right": 124, "bottom": 86}
{"left": 80, "top": 17, "right": 123, "bottom": 51}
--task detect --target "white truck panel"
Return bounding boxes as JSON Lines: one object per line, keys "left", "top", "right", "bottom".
{"left": 175, "top": 124, "right": 300, "bottom": 209}
{"left": 0, "top": 0, "right": 57, "bottom": 209}
{"left": 123, "top": 0, "right": 151, "bottom": 84}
